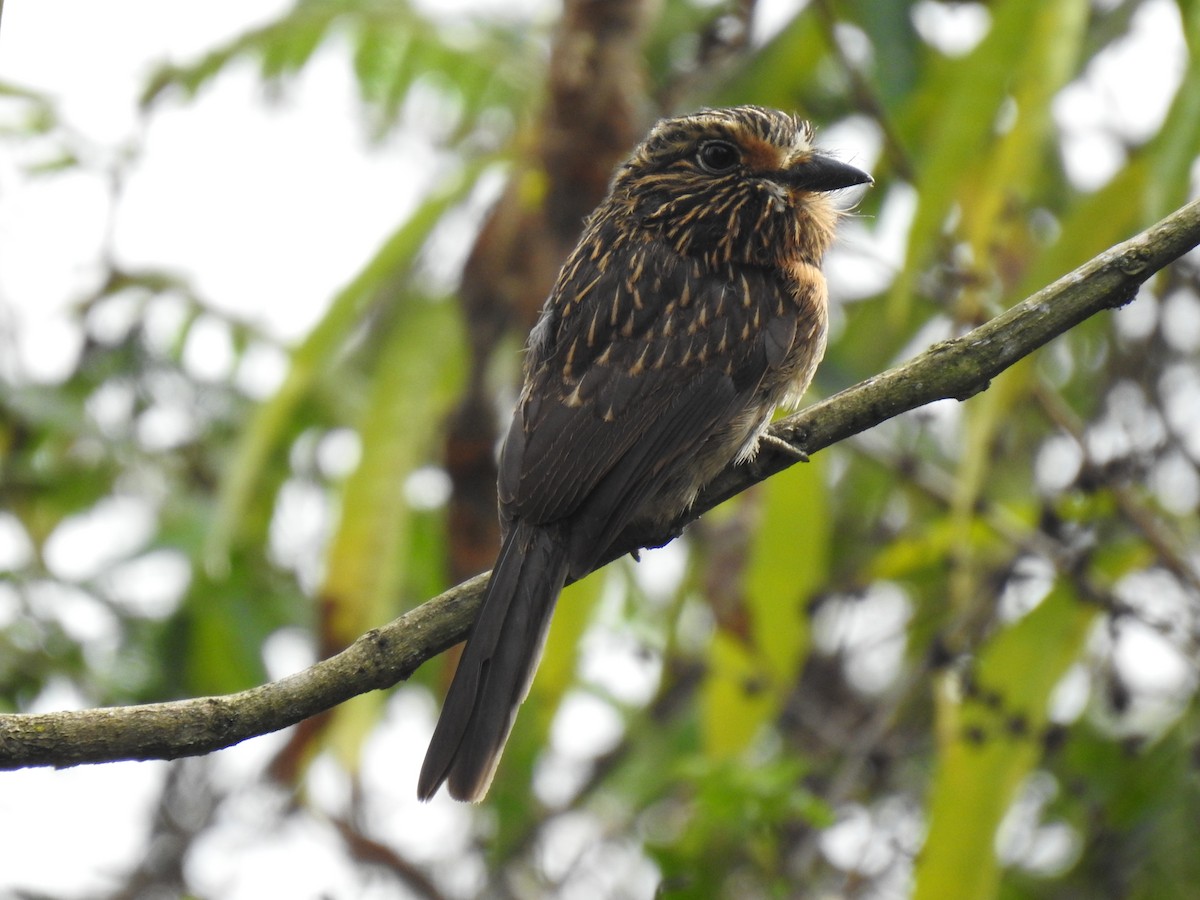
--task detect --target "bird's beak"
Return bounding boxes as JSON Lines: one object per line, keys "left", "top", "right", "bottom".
{"left": 782, "top": 154, "right": 873, "bottom": 193}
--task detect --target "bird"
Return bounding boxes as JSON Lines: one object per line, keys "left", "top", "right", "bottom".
{"left": 418, "top": 105, "right": 872, "bottom": 802}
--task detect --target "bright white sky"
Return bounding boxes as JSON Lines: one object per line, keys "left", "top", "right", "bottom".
{"left": 0, "top": 0, "right": 1193, "bottom": 896}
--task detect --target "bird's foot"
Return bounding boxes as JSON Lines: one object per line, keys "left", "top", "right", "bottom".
{"left": 760, "top": 432, "right": 809, "bottom": 463}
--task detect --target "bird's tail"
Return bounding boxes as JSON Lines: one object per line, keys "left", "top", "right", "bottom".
{"left": 417, "top": 520, "right": 570, "bottom": 802}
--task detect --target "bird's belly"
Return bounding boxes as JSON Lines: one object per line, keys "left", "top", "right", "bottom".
{"left": 633, "top": 401, "right": 776, "bottom": 528}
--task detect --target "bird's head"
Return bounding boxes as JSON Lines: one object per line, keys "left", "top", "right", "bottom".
{"left": 612, "top": 106, "right": 871, "bottom": 270}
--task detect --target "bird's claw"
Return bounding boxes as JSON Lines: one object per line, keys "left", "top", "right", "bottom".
{"left": 760, "top": 432, "right": 809, "bottom": 463}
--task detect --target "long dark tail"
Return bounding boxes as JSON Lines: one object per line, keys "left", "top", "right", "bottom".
{"left": 417, "top": 520, "right": 570, "bottom": 802}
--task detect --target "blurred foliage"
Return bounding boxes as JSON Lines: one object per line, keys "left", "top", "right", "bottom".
{"left": 2, "top": 0, "right": 1200, "bottom": 897}
{"left": 139, "top": 0, "right": 539, "bottom": 142}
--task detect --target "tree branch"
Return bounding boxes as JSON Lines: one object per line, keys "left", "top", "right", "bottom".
{"left": 2, "top": 197, "right": 1198, "bottom": 772}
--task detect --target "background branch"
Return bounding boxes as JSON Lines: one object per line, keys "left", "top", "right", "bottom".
{"left": 2, "top": 196, "right": 1197, "bottom": 772}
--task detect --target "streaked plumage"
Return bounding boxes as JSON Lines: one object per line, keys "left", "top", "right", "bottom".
{"left": 419, "top": 106, "right": 871, "bottom": 802}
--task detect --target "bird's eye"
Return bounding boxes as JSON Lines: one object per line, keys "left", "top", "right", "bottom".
{"left": 696, "top": 140, "right": 740, "bottom": 174}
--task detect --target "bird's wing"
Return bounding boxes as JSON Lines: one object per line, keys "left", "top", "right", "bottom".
{"left": 498, "top": 243, "right": 802, "bottom": 576}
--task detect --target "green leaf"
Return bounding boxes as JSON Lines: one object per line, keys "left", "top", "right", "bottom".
{"left": 890, "top": 0, "right": 1087, "bottom": 324}
{"left": 697, "top": 457, "right": 828, "bottom": 759}
{"left": 321, "top": 297, "right": 465, "bottom": 639}
{"left": 745, "top": 456, "right": 828, "bottom": 684}
{"left": 914, "top": 581, "right": 1097, "bottom": 900}
{"left": 700, "top": 631, "right": 776, "bottom": 758}
{"left": 321, "top": 296, "right": 465, "bottom": 769}
{"left": 141, "top": 0, "right": 534, "bottom": 141}
{"left": 710, "top": 13, "right": 825, "bottom": 110}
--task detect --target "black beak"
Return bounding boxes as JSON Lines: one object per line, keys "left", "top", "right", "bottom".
{"left": 783, "top": 154, "right": 873, "bottom": 193}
